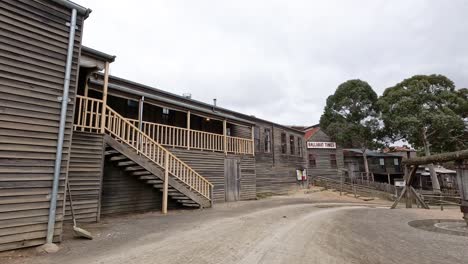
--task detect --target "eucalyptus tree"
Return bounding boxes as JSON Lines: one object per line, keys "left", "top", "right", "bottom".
{"left": 320, "top": 79, "right": 381, "bottom": 178}
{"left": 378, "top": 74, "right": 466, "bottom": 192}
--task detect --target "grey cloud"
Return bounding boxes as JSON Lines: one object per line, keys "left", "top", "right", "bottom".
{"left": 78, "top": 0, "right": 468, "bottom": 125}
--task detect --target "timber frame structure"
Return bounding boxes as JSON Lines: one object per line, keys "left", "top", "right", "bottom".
{"left": 390, "top": 150, "right": 468, "bottom": 225}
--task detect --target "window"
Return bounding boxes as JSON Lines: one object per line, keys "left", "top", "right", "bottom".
{"left": 394, "top": 158, "right": 401, "bottom": 172}
{"left": 297, "top": 137, "right": 302, "bottom": 156}
{"left": 162, "top": 107, "right": 170, "bottom": 124}
{"left": 289, "top": 135, "right": 295, "bottom": 155}
{"left": 379, "top": 158, "right": 386, "bottom": 170}
{"left": 330, "top": 154, "right": 337, "bottom": 168}
{"left": 281, "top": 133, "right": 287, "bottom": 154}
{"left": 264, "top": 128, "right": 271, "bottom": 153}
{"left": 309, "top": 154, "right": 316, "bottom": 168}
{"left": 254, "top": 127, "right": 260, "bottom": 152}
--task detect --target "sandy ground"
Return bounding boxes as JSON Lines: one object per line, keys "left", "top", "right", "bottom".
{"left": 1, "top": 188, "right": 466, "bottom": 264}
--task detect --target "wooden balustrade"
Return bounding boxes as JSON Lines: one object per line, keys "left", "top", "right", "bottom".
{"left": 73, "top": 95, "right": 213, "bottom": 200}
{"left": 73, "top": 96, "right": 103, "bottom": 133}
{"left": 127, "top": 118, "right": 253, "bottom": 155}
{"left": 226, "top": 136, "right": 254, "bottom": 155}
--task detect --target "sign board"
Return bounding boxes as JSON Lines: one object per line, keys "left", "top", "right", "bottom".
{"left": 307, "top": 141, "right": 336, "bottom": 149}
{"left": 394, "top": 179, "right": 406, "bottom": 187}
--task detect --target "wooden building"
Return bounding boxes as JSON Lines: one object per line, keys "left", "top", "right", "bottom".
{"left": 0, "top": 0, "right": 91, "bottom": 252}
{"left": 0, "top": 0, "right": 309, "bottom": 252}
{"left": 343, "top": 149, "right": 404, "bottom": 184}
{"left": 302, "top": 126, "right": 344, "bottom": 180}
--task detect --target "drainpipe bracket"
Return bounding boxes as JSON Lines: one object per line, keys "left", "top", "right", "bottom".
{"left": 57, "top": 96, "right": 71, "bottom": 103}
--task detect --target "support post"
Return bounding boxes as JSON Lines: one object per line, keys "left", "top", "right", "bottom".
{"left": 137, "top": 96, "right": 144, "bottom": 151}
{"left": 223, "top": 120, "right": 227, "bottom": 155}
{"left": 455, "top": 160, "right": 468, "bottom": 226}
{"left": 187, "top": 111, "right": 191, "bottom": 150}
{"left": 251, "top": 126, "right": 255, "bottom": 156}
{"left": 162, "top": 151, "right": 169, "bottom": 214}
{"left": 84, "top": 78, "right": 89, "bottom": 97}
{"left": 100, "top": 61, "right": 110, "bottom": 133}
{"left": 138, "top": 96, "right": 144, "bottom": 131}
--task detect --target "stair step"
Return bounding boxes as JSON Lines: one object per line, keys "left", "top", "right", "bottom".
{"left": 182, "top": 203, "right": 200, "bottom": 207}
{"left": 147, "top": 180, "right": 163, "bottom": 184}
{"left": 140, "top": 175, "right": 159, "bottom": 180}
{"left": 110, "top": 155, "right": 127, "bottom": 161}
{"left": 132, "top": 171, "right": 152, "bottom": 176}
{"left": 125, "top": 166, "right": 144, "bottom": 171}
{"left": 170, "top": 195, "right": 187, "bottom": 199}
{"left": 105, "top": 150, "right": 119, "bottom": 155}
{"left": 118, "top": 161, "right": 135, "bottom": 166}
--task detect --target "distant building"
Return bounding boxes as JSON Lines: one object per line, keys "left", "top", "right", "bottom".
{"left": 343, "top": 149, "right": 404, "bottom": 184}
{"left": 415, "top": 166, "right": 458, "bottom": 191}
{"left": 383, "top": 146, "right": 417, "bottom": 159}
{"left": 301, "top": 126, "right": 344, "bottom": 180}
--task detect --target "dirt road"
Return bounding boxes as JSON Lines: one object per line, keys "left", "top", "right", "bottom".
{"left": 2, "top": 190, "right": 467, "bottom": 264}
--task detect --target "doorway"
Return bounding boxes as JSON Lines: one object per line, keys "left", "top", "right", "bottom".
{"left": 225, "top": 158, "right": 240, "bottom": 202}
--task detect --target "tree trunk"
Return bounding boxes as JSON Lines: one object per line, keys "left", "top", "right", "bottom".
{"left": 362, "top": 148, "right": 370, "bottom": 181}
{"left": 423, "top": 131, "right": 441, "bottom": 193}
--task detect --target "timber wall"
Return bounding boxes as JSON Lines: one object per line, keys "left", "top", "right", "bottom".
{"left": 0, "top": 0, "right": 84, "bottom": 251}
{"left": 254, "top": 122, "right": 307, "bottom": 196}
{"left": 170, "top": 149, "right": 256, "bottom": 202}
{"left": 65, "top": 132, "right": 104, "bottom": 222}
{"left": 100, "top": 161, "right": 178, "bottom": 215}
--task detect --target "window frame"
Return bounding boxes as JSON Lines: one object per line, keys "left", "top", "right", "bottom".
{"left": 289, "top": 135, "right": 295, "bottom": 155}
{"left": 281, "top": 133, "right": 287, "bottom": 154}
{"left": 309, "top": 153, "right": 317, "bottom": 168}
{"left": 264, "top": 128, "right": 272, "bottom": 153}
{"left": 297, "top": 137, "right": 302, "bottom": 156}
{"left": 330, "top": 154, "right": 337, "bottom": 169}
{"left": 254, "top": 127, "right": 260, "bottom": 152}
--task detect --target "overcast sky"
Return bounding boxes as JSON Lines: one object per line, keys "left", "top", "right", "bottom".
{"left": 77, "top": 0, "right": 468, "bottom": 126}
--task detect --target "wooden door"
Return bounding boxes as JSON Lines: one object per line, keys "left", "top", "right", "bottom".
{"left": 225, "top": 159, "right": 240, "bottom": 202}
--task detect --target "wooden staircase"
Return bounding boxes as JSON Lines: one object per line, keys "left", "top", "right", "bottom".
{"left": 74, "top": 96, "right": 213, "bottom": 210}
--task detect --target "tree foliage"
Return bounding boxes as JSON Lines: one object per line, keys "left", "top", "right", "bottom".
{"left": 320, "top": 79, "right": 380, "bottom": 149}
{"left": 378, "top": 74, "right": 466, "bottom": 153}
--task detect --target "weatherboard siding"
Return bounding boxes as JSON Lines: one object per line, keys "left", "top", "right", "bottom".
{"left": 255, "top": 121, "right": 307, "bottom": 196}
{"left": 0, "top": 0, "right": 85, "bottom": 251}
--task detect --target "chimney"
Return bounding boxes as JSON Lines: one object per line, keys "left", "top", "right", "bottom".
{"left": 212, "top": 98, "right": 217, "bottom": 111}
{"left": 182, "top": 93, "right": 192, "bottom": 99}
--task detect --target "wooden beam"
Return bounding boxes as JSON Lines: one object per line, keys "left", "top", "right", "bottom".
{"left": 100, "top": 62, "right": 110, "bottom": 134}
{"left": 187, "top": 111, "right": 191, "bottom": 150}
{"left": 409, "top": 186, "right": 430, "bottom": 209}
{"left": 223, "top": 120, "right": 227, "bottom": 155}
{"left": 162, "top": 151, "right": 169, "bottom": 214}
{"left": 251, "top": 126, "right": 255, "bottom": 156}
{"left": 391, "top": 187, "right": 407, "bottom": 209}
{"left": 403, "top": 149, "right": 468, "bottom": 165}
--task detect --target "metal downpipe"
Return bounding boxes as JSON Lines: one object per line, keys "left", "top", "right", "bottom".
{"left": 46, "top": 8, "right": 78, "bottom": 244}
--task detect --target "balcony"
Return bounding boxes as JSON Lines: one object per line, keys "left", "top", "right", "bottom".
{"left": 73, "top": 95, "right": 254, "bottom": 155}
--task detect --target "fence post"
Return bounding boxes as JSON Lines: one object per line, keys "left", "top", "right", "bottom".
{"left": 100, "top": 61, "right": 110, "bottom": 134}
{"left": 162, "top": 151, "right": 169, "bottom": 214}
